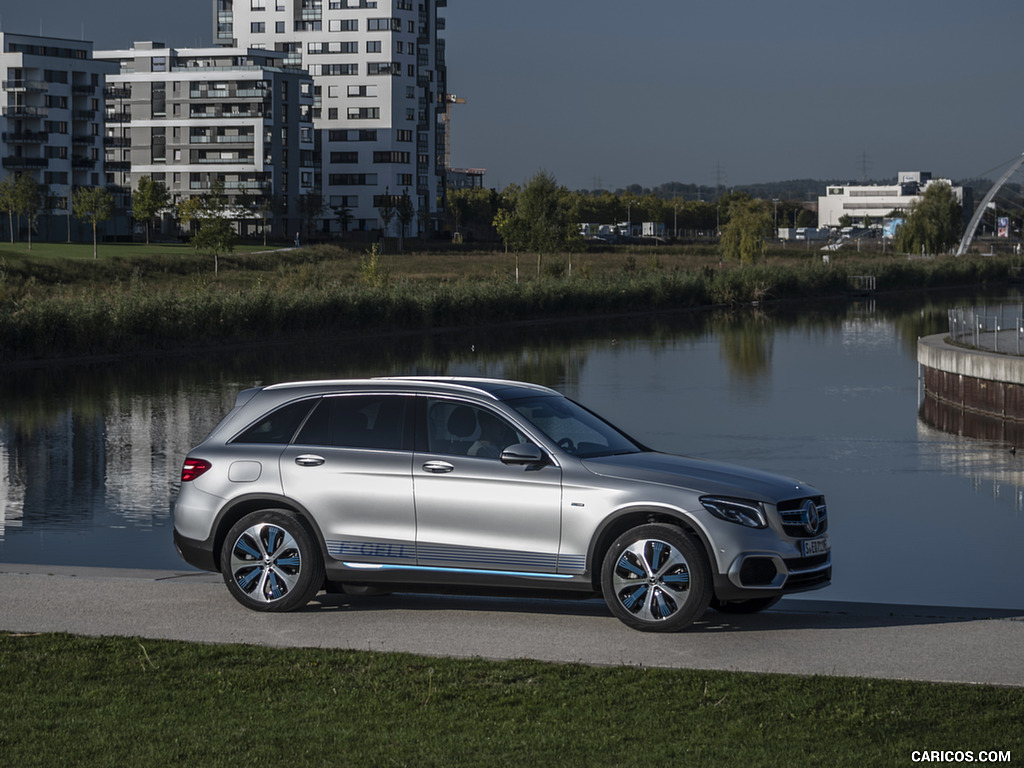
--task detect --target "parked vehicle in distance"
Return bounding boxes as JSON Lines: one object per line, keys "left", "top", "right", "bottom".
{"left": 174, "top": 377, "right": 830, "bottom": 631}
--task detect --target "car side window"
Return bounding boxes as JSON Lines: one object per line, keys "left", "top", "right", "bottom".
{"left": 295, "top": 395, "right": 408, "bottom": 450}
{"left": 425, "top": 400, "right": 525, "bottom": 459}
{"left": 233, "top": 399, "right": 318, "bottom": 444}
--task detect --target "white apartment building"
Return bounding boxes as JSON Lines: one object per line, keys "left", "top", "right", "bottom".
{"left": 818, "top": 171, "right": 968, "bottom": 229}
{"left": 219, "top": 0, "right": 448, "bottom": 235}
{"left": 95, "top": 42, "right": 316, "bottom": 239}
{"left": 0, "top": 32, "right": 117, "bottom": 238}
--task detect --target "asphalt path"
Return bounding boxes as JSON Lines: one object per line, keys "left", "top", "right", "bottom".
{"left": 2, "top": 563, "right": 1022, "bottom": 687}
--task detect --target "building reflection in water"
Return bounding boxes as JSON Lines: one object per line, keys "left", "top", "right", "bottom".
{"left": 918, "top": 394, "right": 1024, "bottom": 514}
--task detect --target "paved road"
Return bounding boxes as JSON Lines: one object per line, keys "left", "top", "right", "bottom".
{"left": 2, "top": 563, "right": 1022, "bottom": 687}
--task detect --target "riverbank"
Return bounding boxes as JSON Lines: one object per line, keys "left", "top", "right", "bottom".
{"left": 0, "top": 243, "right": 1017, "bottom": 365}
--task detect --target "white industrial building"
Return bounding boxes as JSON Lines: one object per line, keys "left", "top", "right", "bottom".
{"left": 817, "top": 171, "right": 967, "bottom": 229}
{"left": 219, "top": 0, "right": 449, "bottom": 236}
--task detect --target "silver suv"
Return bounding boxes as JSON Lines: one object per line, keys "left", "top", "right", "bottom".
{"left": 174, "top": 377, "right": 830, "bottom": 631}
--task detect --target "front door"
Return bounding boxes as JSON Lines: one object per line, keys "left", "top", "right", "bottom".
{"left": 412, "top": 398, "right": 562, "bottom": 573}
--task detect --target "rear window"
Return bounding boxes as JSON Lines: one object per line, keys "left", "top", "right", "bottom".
{"left": 233, "top": 399, "right": 318, "bottom": 444}
{"left": 295, "top": 395, "right": 407, "bottom": 450}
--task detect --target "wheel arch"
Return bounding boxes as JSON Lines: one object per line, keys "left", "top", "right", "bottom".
{"left": 211, "top": 494, "right": 325, "bottom": 572}
{"left": 585, "top": 505, "right": 714, "bottom": 591}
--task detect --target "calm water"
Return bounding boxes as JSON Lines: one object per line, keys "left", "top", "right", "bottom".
{"left": 2, "top": 290, "right": 1023, "bottom": 610}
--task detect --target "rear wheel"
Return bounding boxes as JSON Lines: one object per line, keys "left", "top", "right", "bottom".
{"left": 601, "top": 523, "right": 712, "bottom": 632}
{"left": 221, "top": 510, "right": 324, "bottom": 612}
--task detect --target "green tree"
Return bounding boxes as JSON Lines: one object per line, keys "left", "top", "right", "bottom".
{"left": 377, "top": 187, "right": 396, "bottom": 251}
{"left": 719, "top": 199, "right": 772, "bottom": 264}
{"left": 72, "top": 185, "right": 114, "bottom": 259}
{"left": 298, "top": 189, "right": 324, "bottom": 240}
{"left": 332, "top": 203, "right": 353, "bottom": 240}
{"left": 0, "top": 174, "right": 18, "bottom": 243}
{"left": 395, "top": 188, "right": 415, "bottom": 252}
{"left": 258, "top": 187, "right": 285, "bottom": 246}
{"left": 177, "top": 179, "right": 236, "bottom": 273}
{"left": 132, "top": 175, "right": 169, "bottom": 245}
{"left": 15, "top": 175, "right": 44, "bottom": 250}
{"left": 515, "top": 170, "right": 576, "bottom": 267}
{"left": 894, "top": 182, "right": 962, "bottom": 255}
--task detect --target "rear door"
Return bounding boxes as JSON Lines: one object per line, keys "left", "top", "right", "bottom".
{"left": 279, "top": 394, "right": 416, "bottom": 565}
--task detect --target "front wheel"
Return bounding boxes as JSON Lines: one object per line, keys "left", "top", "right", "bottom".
{"left": 600, "top": 523, "right": 712, "bottom": 632}
{"left": 221, "top": 510, "right": 324, "bottom": 612}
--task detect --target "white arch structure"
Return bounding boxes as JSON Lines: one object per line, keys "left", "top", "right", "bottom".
{"left": 956, "top": 153, "right": 1024, "bottom": 256}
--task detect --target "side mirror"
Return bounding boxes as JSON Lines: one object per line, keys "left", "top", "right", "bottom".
{"left": 500, "top": 443, "right": 545, "bottom": 466}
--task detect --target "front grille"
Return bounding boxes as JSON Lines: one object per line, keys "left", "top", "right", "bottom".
{"left": 777, "top": 496, "right": 828, "bottom": 538}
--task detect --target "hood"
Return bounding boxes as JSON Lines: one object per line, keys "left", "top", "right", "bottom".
{"left": 582, "top": 451, "right": 817, "bottom": 504}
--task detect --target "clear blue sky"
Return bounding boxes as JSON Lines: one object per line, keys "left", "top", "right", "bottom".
{"left": 4, "top": 0, "right": 1022, "bottom": 191}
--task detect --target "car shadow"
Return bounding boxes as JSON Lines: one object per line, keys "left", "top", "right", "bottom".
{"left": 300, "top": 590, "right": 1024, "bottom": 632}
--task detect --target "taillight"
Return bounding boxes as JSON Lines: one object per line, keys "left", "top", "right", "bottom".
{"left": 181, "top": 458, "right": 212, "bottom": 482}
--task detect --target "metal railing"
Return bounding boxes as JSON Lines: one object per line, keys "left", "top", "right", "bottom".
{"left": 948, "top": 304, "right": 1024, "bottom": 354}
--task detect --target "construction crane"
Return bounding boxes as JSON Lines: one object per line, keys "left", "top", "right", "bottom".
{"left": 439, "top": 93, "right": 466, "bottom": 172}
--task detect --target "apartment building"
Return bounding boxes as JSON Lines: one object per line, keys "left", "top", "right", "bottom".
{"left": 95, "top": 42, "right": 315, "bottom": 239}
{"left": 218, "top": 0, "right": 448, "bottom": 235}
{"left": 0, "top": 32, "right": 117, "bottom": 237}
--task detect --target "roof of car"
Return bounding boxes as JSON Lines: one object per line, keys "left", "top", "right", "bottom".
{"left": 258, "top": 376, "right": 559, "bottom": 402}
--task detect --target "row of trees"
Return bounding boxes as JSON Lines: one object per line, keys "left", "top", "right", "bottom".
{"left": 449, "top": 176, "right": 817, "bottom": 248}
{"left": 453, "top": 171, "right": 970, "bottom": 263}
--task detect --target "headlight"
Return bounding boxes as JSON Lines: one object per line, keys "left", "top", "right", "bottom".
{"left": 700, "top": 496, "right": 767, "bottom": 529}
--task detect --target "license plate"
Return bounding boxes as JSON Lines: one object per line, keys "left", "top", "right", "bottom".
{"left": 802, "top": 534, "right": 830, "bottom": 557}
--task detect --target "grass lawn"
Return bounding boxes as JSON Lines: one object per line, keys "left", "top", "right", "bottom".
{"left": 1, "top": 632, "right": 1020, "bottom": 767}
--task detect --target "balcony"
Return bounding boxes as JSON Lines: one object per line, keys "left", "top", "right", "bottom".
{"left": 2, "top": 131, "right": 49, "bottom": 144}
{"left": 2, "top": 156, "right": 48, "bottom": 169}
{"left": 1, "top": 106, "right": 48, "bottom": 118}
{"left": 2, "top": 79, "right": 47, "bottom": 92}
{"left": 72, "top": 157, "right": 97, "bottom": 169}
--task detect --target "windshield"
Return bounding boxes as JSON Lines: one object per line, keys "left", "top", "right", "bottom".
{"left": 507, "top": 395, "right": 645, "bottom": 459}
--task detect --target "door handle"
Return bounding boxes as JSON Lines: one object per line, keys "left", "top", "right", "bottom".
{"left": 295, "top": 454, "right": 326, "bottom": 467}
{"left": 422, "top": 460, "right": 454, "bottom": 474}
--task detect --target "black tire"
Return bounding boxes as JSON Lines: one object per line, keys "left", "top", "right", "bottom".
{"left": 709, "top": 595, "right": 782, "bottom": 614}
{"left": 221, "top": 510, "right": 324, "bottom": 612}
{"left": 600, "top": 523, "right": 712, "bottom": 632}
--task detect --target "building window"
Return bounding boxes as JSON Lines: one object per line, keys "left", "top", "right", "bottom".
{"left": 330, "top": 151, "right": 359, "bottom": 163}
{"left": 373, "top": 151, "right": 410, "bottom": 164}
{"left": 251, "top": 0, "right": 266, "bottom": 8}
{"left": 347, "top": 107, "right": 380, "bottom": 120}
{"left": 276, "top": 21, "right": 285, "bottom": 33}
{"left": 368, "top": 18, "right": 399, "bottom": 31}
{"left": 251, "top": 21, "right": 265, "bottom": 33}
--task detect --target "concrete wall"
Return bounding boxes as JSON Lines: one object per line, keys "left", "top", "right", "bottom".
{"left": 918, "top": 333, "right": 1024, "bottom": 421}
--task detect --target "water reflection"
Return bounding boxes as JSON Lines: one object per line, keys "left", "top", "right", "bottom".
{"left": 1, "top": 288, "right": 1022, "bottom": 609}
